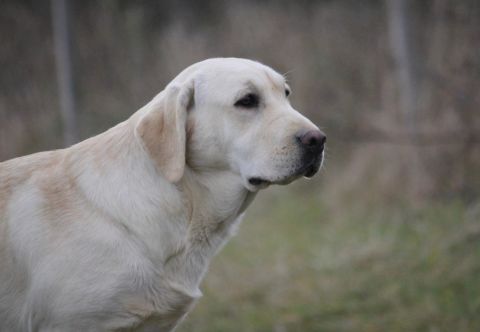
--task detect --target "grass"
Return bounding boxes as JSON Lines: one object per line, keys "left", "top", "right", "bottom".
{"left": 177, "top": 183, "right": 480, "bottom": 332}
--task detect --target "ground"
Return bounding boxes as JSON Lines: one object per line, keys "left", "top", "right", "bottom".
{"left": 178, "top": 181, "right": 480, "bottom": 332}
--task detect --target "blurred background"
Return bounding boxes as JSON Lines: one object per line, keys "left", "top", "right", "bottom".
{"left": 1, "top": 0, "right": 480, "bottom": 330}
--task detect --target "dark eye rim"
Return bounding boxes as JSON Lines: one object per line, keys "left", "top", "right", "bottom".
{"left": 285, "top": 89, "right": 290, "bottom": 97}
{"left": 234, "top": 93, "right": 260, "bottom": 108}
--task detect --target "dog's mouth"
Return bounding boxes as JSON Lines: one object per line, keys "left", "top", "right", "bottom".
{"left": 247, "top": 155, "right": 323, "bottom": 189}
{"left": 292, "top": 155, "right": 322, "bottom": 180}
{"left": 248, "top": 177, "right": 270, "bottom": 186}
{"left": 302, "top": 159, "right": 321, "bottom": 178}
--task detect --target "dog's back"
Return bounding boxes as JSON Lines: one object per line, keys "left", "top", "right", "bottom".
{"left": 0, "top": 150, "right": 65, "bottom": 329}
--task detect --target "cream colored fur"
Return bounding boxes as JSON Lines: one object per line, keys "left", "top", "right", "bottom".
{"left": 0, "top": 58, "right": 322, "bottom": 331}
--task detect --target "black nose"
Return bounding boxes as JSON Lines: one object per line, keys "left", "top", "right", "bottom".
{"left": 297, "top": 130, "right": 326, "bottom": 152}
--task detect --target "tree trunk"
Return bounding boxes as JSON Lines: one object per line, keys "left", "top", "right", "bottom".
{"left": 386, "top": 0, "right": 417, "bottom": 132}
{"left": 51, "top": 0, "right": 78, "bottom": 146}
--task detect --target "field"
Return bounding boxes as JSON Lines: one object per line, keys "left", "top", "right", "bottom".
{"left": 179, "top": 180, "right": 480, "bottom": 332}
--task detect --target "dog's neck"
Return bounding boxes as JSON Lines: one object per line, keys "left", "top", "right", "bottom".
{"left": 180, "top": 167, "right": 255, "bottom": 250}
{"left": 69, "top": 121, "right": 256, "bottom": 292}
{"left": 160, "top": 168, "right": 256, "bottom": 292}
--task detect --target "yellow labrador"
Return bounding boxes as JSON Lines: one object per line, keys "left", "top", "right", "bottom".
{"left": 0, "top": 58, "right": 326, "bottom": 331}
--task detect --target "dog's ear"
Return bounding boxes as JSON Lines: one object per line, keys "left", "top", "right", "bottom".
{"left": 135, "top": 80, "right": 194, "bottom": 183}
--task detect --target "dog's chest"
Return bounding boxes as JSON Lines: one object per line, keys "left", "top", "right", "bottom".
{"left": 107, "top": 175, "right": 255, "bottom": 330}
{"left": 111, "top": 212, "right": 245, "bottom": 331}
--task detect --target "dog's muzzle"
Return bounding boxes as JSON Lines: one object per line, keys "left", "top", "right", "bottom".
{"left": 247, "top": 129, "right": 326, "bottom": 188}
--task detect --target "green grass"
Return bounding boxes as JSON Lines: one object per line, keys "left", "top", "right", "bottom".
{"left": 178, "top": 185, "right": 480, "bottom": 332}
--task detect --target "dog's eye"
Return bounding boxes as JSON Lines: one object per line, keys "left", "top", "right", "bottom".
{"left": 234, "top": 93, "right": 259, "bottom": 108}
{"left": 285, "top": 89, "right": 290, "bottom": 97}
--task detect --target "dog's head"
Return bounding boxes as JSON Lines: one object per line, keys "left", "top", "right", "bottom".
{"left": 135, "top": 58, "right": 326, "bottom": 191}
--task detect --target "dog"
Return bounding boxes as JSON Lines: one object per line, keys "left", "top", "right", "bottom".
{"left": 0, "top": 58, "right": 326, "bottom": 331}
